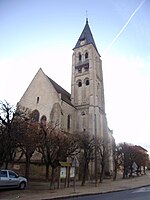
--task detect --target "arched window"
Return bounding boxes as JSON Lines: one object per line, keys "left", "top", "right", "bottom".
{"left": 36, "top": 96, "right": 39, "bottom": 104}
{"left": 79, "top": 53, "right": 82, "bottom": 61}
{"left": 81, "top": 111, "right": 85, "bottom": 116}
{"left": 81, "top": 111, "right": 86, "bottom": 132}
{"left": 85, "top": 52, "right": 88, "bottom": 59}
{"left": 40, "top": 115, "right": 47, "bottom": 126}
{"left": 78, "top": 81, "right": 82, "bottom": 87}
{"left": 78, "top": 67, "right": 82, "bottom": 73}
{"left": 67, "top": 115, "right": 71, "bottom": 129}
{"left": 30, "top": 109, "right": 40, "bottom": 122}
{"left": 85, "top": 78, "right": 90, "bottom": 86}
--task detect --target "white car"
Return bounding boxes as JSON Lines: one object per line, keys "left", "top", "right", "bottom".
{"left": 0, "top": 169, "right": 27, "bottom": 189}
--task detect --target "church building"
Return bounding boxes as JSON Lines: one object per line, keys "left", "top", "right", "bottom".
{"left": 17, "top": 19, "right": 114, "bottom": 173}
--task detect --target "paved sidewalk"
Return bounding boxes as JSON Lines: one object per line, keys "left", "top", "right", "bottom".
{"left": 0, "top": 173, "right": 150, "bottom": 200}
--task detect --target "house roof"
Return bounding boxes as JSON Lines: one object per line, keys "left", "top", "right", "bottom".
{"left": 73, "top": 18, "right": 99, "bottom": 55}
{"left": 46, "top": 76, "right": 73, "bottom": 107}
{"left": 134, "top": 145, "right": 148, "bottom": 152}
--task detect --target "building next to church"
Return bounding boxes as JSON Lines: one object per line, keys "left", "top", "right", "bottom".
{"left": 17, "top": 19, "right": 115, "bottom": 176}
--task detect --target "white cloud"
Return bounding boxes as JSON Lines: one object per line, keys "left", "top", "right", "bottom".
{"left": 103, "top": 53, "right": 150, "bottom": 149}
{"left": 0, "top": 47, "right": 72, "bottom": 105}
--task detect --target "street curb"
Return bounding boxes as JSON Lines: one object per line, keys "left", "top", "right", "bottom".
{"left": 42, "top": 184, "right": 150, "bottom": 200}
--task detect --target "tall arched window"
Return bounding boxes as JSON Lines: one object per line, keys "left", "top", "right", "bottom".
{"left": 81, "top": 111, "right": 86, "bottom": 132}
{"left": 36, "top": 96, "right": 39, "bottom": 104}
{"left": 40, "top": 115, "right": 47, "bottom": 127}
{"left": 30, "top": 109, "right": 40, "bottom": 122}
{"left": 67, "top": 115, "right": 71, "bottom": 129}
{"left": 79, "top": 53, "right": 82, "bottom": 61}
{"left": 85, "top": 78, "right": 90, "bottom": 86}
{"left": 78, "top": 80, "right": 82, "bottom": 87}
{"left": 85, "top": 52, "right": 88, "bottom": 59}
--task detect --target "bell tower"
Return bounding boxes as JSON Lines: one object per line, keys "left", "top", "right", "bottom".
{"left": 71, "top": 19, "right": 107, "bottom": 138}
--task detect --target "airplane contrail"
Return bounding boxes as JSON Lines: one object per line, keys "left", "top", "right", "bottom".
{"left": 105, "top": 0, "right": 146, "bottom": 52}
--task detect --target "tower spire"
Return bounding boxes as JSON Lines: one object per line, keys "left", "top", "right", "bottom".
{"left": 86, "top": 10, "right": 88, "bottom": 23}
{"left": 73, "top": 17, "right": 99, "bottom": 55}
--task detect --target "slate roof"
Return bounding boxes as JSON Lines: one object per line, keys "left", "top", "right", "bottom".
{"left": 73, "top": 19, "right": 99, "bottom": 54}
{"left": 46, "top": 76, "right": 73, "bottom": 107}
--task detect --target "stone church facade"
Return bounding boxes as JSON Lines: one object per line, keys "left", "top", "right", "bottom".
{"left": 18, "top": 19, "right": 114, "bottom": 173}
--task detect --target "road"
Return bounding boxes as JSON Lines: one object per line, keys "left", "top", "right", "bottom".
{"left": 69, "top": 186, "right": 150, "bottom": 200}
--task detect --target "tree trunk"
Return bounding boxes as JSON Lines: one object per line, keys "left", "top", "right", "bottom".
{"left": 143, "top": 166, "right": 146, "bottom": 174}
{"left": 50, "top": 167, "right": 55, "bottom": 190}
{"left": 81, "top": 161, "right": 88, "bottom": 186}
{"left": 45, "top": 163, "right": 50, "bottom": 181}
{"left": 123, "top": 166, "right": 128, "bottom": 179}
{"left": 130, "top": 165, "right": 133, "bottom": 177}
{"left": 113, "top": 161, "right": 118, "bottom": 181}
{"left": 25, "top": 155, "right": 30, "bottom": 180}
{"left": 99, "top": 163, "right": 104, "bottom": 183}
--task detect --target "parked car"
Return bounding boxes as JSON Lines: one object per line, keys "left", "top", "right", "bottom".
{"left": 0, "top": 169, "right": 27, "bottom": 189}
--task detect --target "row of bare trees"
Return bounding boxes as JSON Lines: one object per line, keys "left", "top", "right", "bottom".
{"left": 0, "top": 100, "right": 149, "bottom": 188}
{"left": 0, "top": 100, "right": 110, "bottom": 187}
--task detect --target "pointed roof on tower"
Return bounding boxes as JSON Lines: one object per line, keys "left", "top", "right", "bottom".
{"left": 73, "top": 18, "right": 99, "bottom": 55}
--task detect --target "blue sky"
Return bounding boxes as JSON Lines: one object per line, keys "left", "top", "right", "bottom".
{"left": 0, "top": 0, "right": 150, "bottom": 151}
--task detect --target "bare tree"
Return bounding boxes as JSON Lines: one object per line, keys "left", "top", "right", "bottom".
{"left": 0, "top": 100, "right": 15, "bottom": 168}
{"left": 76, "top": 131, "right": 95, "bottom": 186}
{"left": 12, "top": 111, "right": 39, "bottom": 180}
{"left": 117, "top": 143, "right": 131, "bottom": 179}
{"left": 37, "top": 124, "right": 79, "bottom": 188}
{"left": 97, "top": 138, "right": 109, "bottom": 183}
{"left": 113, "top": 144, "right": 123, "bottom": 181}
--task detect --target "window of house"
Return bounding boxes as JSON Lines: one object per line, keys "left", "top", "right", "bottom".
{"left": 78, "top": 81, "right": 82, "bottom": 87}
{"left": 81, "top": 111, "right": 85, "bottom": 115}
{"left": 85, "top": 52, "right": 88, "bottom": 59}
{"left": 41, "top": 115, "right": 47, "bottom": 122}
{"left": 79, "top": 53, "right": 82, "bottom": 61}
{"left": 85, "top": 79, "right": 89, "bottom": 86}
{"left": 78, "top": 67, "right": 82, "bottom": 73}
{"left": 67, "top": 115, "right": 71, "bottom": 129}
{"left": 30, "top": 109, "right": 40, "bottom": 122}
{"left": 40, "top": 115, "right": 47, "bottom": 127}
{"left": 36, "top": 97, "right": 39, "bottom": 104}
